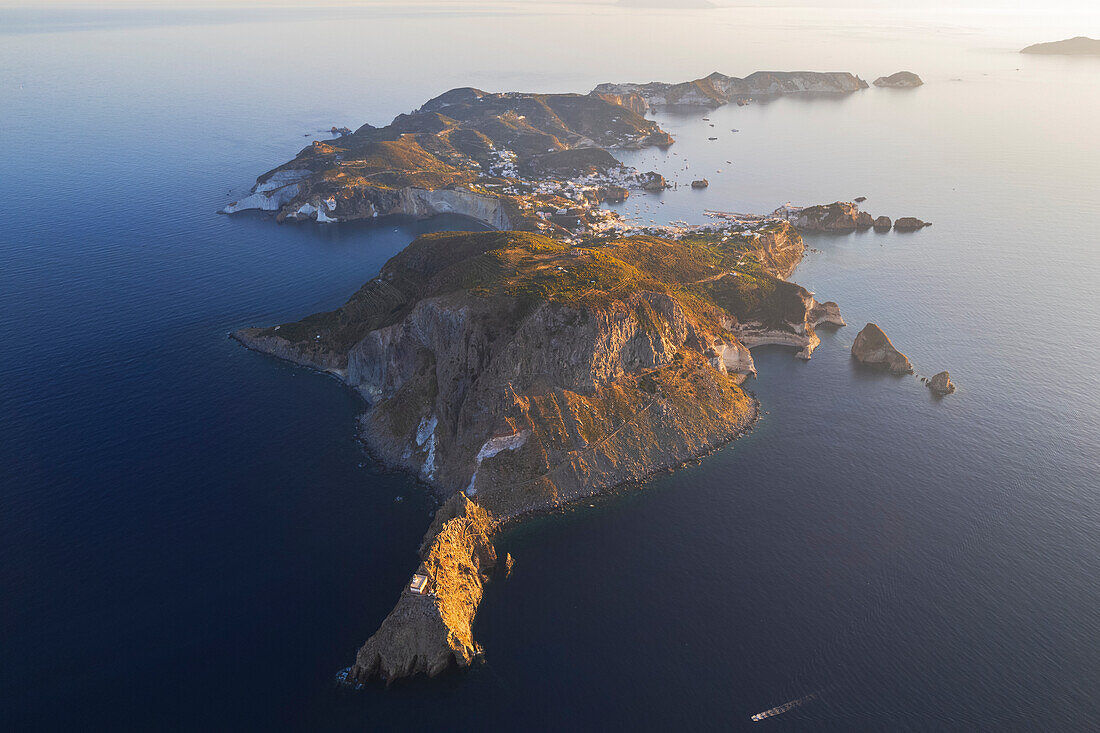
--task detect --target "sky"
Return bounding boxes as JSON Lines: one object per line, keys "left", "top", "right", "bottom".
{"left": 2, "top": 0, "right": 1097, "bottom": 9}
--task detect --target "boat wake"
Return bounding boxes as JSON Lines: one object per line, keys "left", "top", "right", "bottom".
{"left": 750, "top": 691, "right": 818, "bottom": 722}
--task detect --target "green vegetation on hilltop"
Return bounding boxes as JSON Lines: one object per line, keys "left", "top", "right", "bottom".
{"left": 261, "top": 228, "right": 808, "bottom": 352}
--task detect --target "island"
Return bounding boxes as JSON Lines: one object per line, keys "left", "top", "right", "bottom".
{"left": 593, "top": 70, "right": 868, "bottom": 108}
{"left": 1021, "top": 37, "right": 1100, "bottom": 55}
{"left": 227, "top": 76, "right": 931, "bottom": 684}
{"left": 873, "top": 71, "right": 923, "bottom": 88}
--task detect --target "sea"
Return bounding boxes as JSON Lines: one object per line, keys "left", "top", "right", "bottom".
{"left": 2, "top": 3, "right": 1098, "bottom": 730}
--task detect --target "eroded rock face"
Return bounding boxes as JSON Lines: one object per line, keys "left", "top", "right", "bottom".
{"left": 873, "top": 215, "right": 892, "bottom": 231}
{"left": 874, "top": 71, "right": 923, "bottom": 88}
{"left": 348, "top": 494, "right": 496, "bottom": 683}
{"left": 851, "top": 323, "right": 913, "bottom": 374}
{"left": 927, "top": 371, "right": 956, "bottom": 395}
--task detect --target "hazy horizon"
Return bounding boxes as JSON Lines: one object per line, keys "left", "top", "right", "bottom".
{"left": 4, "top": 0, "right": 1099, "bottom": 10}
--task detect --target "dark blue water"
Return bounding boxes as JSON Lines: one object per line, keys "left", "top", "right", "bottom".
{"left": 3, "top": 6, "right": 1099, "bottom": 731}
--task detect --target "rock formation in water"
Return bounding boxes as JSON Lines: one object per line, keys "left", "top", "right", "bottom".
{"left": 1021, "top": 37, "right": 1100, "bottom": 55}
{"left": 874, "top": 71, "right": 923, "bottom": 88}
{"left": 593, "top": 71, "right": 868, "bottom": 108}
{"left": 235, "top": 221, "right": 845, "bottom": 681}
{"left": 851, "top": 323, "right": 913, "bottom": 374}
{"left": 894, "top": 217, "right": 931, "bottom": 231}
{"left": 927, "top": 371, "right": 956, "bottom": 396}
{"left": 873, "top": 215, "right": 892, "bottom": 231}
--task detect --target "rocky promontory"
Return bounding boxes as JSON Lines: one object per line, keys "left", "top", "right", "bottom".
{"left": 349, "top": 494, "right": 496, "bottom": 680}
{"left": 851, "top": 323, "right": 913, "bottom": 374}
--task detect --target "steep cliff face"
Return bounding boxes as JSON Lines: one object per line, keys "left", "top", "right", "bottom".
{"left": 236, "top": 225, "right": 841, "bottom": 683}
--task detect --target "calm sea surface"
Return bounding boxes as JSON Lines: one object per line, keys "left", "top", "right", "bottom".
{"left": 2, "top": 4, "right": 1099, "bottom": 730}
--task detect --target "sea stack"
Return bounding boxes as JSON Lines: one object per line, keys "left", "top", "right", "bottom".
{"left": 873, "top": 215, "right": 892, "bottom": 231}
{"left": 851, "top": 323, "right": 913, "bottom": 374}
{"left": 927, "top": 371, "right": 956, "bottom": 395}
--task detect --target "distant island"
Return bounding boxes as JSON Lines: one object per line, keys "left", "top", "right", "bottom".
{"left": 1021, "top": 37, "right": 1100, "bottom": 55}
{"left": 873, "top": 71, "right": 923, "bottom": 88}
{"left": 618, "top": 0, "right": 715, "bottom": 7}
{"left": 228, "top": 74, "right": 928, "bottom": 685}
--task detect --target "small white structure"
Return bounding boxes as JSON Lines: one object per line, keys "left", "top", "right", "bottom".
{"left": 409, "top": 573, "right": 429, "bottom": 595}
